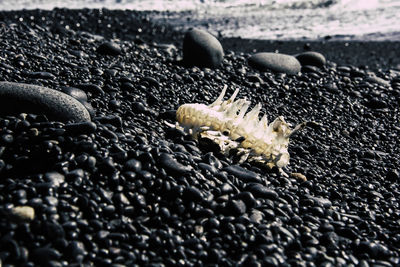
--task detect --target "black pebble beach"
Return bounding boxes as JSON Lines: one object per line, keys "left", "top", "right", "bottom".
{"left": 0, "top": 8, "right": 400, "bottom": 267}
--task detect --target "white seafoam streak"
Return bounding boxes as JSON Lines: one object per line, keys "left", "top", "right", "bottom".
{"left": 0, "top": 0, "right": 399, "bottom": 40}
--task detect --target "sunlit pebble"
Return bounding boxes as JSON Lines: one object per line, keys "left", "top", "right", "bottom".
{"left": 11, "top": 206, "right": 35, "bottom": 221}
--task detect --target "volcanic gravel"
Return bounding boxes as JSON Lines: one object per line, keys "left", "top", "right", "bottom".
{"left": 0, "top": 8, "right": 400, "bottom": 267}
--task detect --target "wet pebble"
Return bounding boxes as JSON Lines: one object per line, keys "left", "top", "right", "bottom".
{"left": 75, "top": 83, "right": 105, "bottom": 95}
{"left": 183, "top": 187, "right": 204, "bottom": 203}
{"left": 245, "top": 183, "right": 278, "bottom": 200}
{"left": 227, "top": 199, "right": 246, "bottom": 215}
{"left": 64, "top": 121, "right": 97, "bottom": 135}
{"left": 124, "top": 158, "right": 142, "bottom": 172}
{"left": 223, "top": 165, "right": 261, "bottom": 183}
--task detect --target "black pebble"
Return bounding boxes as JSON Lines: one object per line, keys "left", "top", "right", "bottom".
{"left": 295, "top": 51, "right": 326, "bottom": 67}
{"left": 159, "top": 153, "right": 192, "bottom": 176}
{"left": 31, "top": 247, "right": 61, "bottom": 264}
{"left": 183, "top": 187, "right": 204, "bottom": 203}
{"left": 223, "top": 165, "right": 261, "bottom": 183}
{"left": 61, "top": 87, "right": 88, "bottom": 103}
{"left": 64, "top": 121, "right": 97, "bottom": 135}
{"left": 245, "top": 183, "right": 278, "bottom": 200}
{"left": 183, "top": 28, "right": 224, "bottom": 68}
{"left": 97, "top": 41, "right": 122, "bottom": 56}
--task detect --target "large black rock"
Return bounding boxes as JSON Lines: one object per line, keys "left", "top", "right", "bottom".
{"left": 0, "top": 82, "right": 91, "bottom": 122}
{"left": 183, "top": 28, "right": 224, "bottom": 68}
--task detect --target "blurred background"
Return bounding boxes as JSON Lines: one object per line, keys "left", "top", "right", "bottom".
{"left": 0, "top": 0, "right": 399, "bottom": 40}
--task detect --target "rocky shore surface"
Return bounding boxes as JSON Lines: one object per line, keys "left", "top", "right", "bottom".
{"left": 0, "top": 8, "right": 399, "bottom": 267}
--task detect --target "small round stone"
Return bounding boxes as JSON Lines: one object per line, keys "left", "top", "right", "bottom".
{"left": 124, "top": 159, "right": 142, "bottom": 173}
{"left": 295, "top": 51, "right": 326, "bottom": 67}
{"left": 183, "top": 28, "right": 224, "bottom": 68}
{"left": 61, "top": 86, "right": 88, "bottom": 103}
{"left": 290, "top": 172, "right": 307, "bottom": 182}
{"left": 248, "top": 52, "right": 301, "bottom": 74}
{"left": 223, "top": 165, "right": 261, "bottom": 183}
{"left": 0, "top": 82, "right": 91, "bottom": 122}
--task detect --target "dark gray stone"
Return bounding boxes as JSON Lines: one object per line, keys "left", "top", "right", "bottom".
{"left": 295, "top": 51, "right": 326, "bottom": 67}
{"left": 97, "top": 41, "right": 121, "bottom": 56}
{"left": 61, "top": 86, "right": 88, "bottom": 102}
{"left": 248, "top": 52, "right": 301, "bottom": 74}
{"left": 124, "top": 159, "right": 142, "bottom": 172}
{"left": 245, "top": 183, "right": 278, "bottom": 200}
{"left": 227, "top": 199, "right": 246, "bottom": 215}
{"left": 183, "top": 28, "right": 224, "bottom": 68}
{"left": 223, "top": 165, "right": 261, "bottom": 183}
{"left": 64, "top": 121, "right": 97, "bottom": 135}
{"left": 159, "top": 153, "right": 192, "bottom": 176}
{"left": 0, "top": 82, "right": 91, "bottom": 122}
{"left": 366, "top": 75, "right": 390, "bottom": 86}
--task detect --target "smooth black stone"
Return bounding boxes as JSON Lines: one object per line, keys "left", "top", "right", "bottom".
{"left": 132, "top": 102, "right": 149, "bottom": 114}
{"left": 357, "top": 241, "right": 391, "bottom": 258}
{"left": 67, "top": 241, "right": 86, "bottom": 262}
{"left": 64, "top": 121, "right": 97, "bottom": 135}
{"left": 248, "top": 52, "right": 301, "bottom": 74}
{"left": 204, "top": 153, "right": 223, "bottom": 169}
{"left": 0, "top": 134, "right": 13, "bottom": 144}
{"left": 295, "top": 51, "right": 326, "bottom": 67}
{"left": 133, "top": 194, "right": 147, "bottom": 208}
{"left": 227, "top": 199, "right": 246, "bottom": 215}
{"left": 223, "top": 165, "right": 261, "bottom": 183}
{"left": 198, "top": 162, "right": 217, "bottom": 174}
{"left": 31, "top": 247, "right": 61, "bottom": 264}
{"left": 159, "top": 153, "right": 192, "bottom": 176}
{"left": 124, "top": 159, "right": 142, "bottom": 172}
{"left": 0, "top": 82, "right": 91, "bottom": 122}
{"left": 365, "top": 98, "right": 388, "bottom": 109}
{"left": 26, "top": 71, "right": 56, "bottom": 79}
{"left": 113, "top": 193, "right": 130, "bottom": 205}
{"left": 75, "top": 83, "right": 105, "bottom": 95}
{"left": 220, "top": 183, "right": 234, "bottom": 194}
{"left": 386, "top": 169, "right": 399, "bottom": 181}
{"left": 245, "top": 183, "right": 278, "bottom": 200}
{"left": 320, "top": 231, "right": 339, "bottom": 247}
{"left": 366, "top": 75, "right": 390, "bottom": 86}
{"left": 336, "top": 227, "right": 359, "bottom": 239}
{"left": 0, "top": 159, "right": 5, "bottom": 173}
{"left": 183, "top": 28, "right": 224, "bottom": 68}
{"left": 182, "top": 187, "right": 204, "bottom": 203}
{"left": 61, "top": 87, "right": 88, "bottom": 102}
{"left": 97, "top": 41, "right": 122, "bottom": 56}
{"left": 235, "top": 192, "right": 257, "bottom": 208}
{"left": 308, "top": 195, "right": 332, "bottom": 208}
